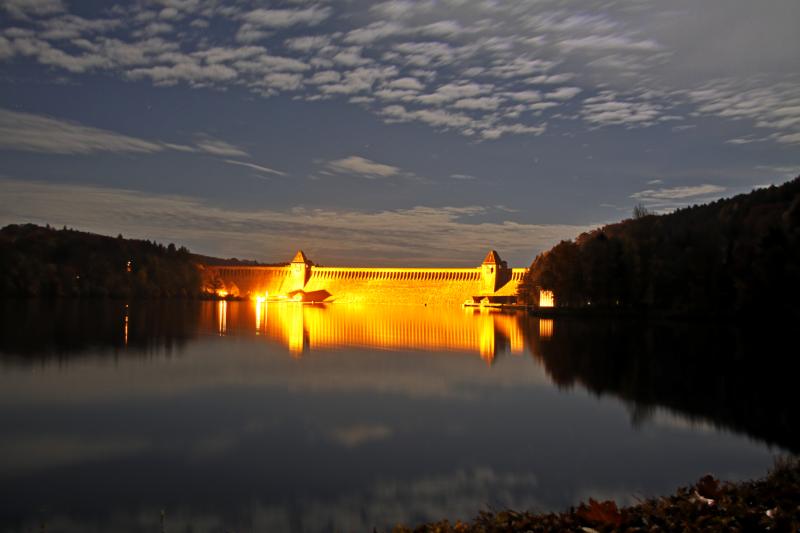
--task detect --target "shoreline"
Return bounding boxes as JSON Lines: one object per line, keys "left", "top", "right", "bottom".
{"left": 392, "top": 458, "right": 800, "bottom": 532}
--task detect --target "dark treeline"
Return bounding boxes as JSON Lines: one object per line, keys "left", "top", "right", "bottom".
{"left": 518, "top": 177, "right": 800, "bottom": 317}
{"left": 0, "top": 224, "right": 201, "bottom": 298}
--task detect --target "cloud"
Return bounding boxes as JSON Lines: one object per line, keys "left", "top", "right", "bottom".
{"left": 2, "top": 0, "right": 64, "bottom": 19}
{"left": 504, "top": 90, "right": 542, "bottom": 103}
{"left": 327, "top": 156, "right": 400, "bottom": 178}
{"left": 318, "top": 66, "right": 397, "bottom": 95}
{"left": 545, "top": 87, "right": 582, "bottom": 101}
{"left": 684, "top": 80, "right": 800, "bottom": 144}
{"left": 344, "top": 21, "right": 405, "bottom": 45}
{"left": 558, "top": 35, "right": 662, "bottom": 52}
{"left": 241, "top": 7, "right": 331, "bottom": 29}
{"left": 0, "top": 108, "right": 163, "bottom": 154}
{"left": 223, "top": 159, "right": 286, "bottom": 176}
{"left": 754, "top": 165, "right": 800, "bottom": 177}
{"left": 452, "top": 97, "right": 502, "bottom": 111}
{"left": 580, "top": 92, "right": 663, "bottom": 128}
{"left": 0, "top": 109, "right": 256, "bottom": 164}
{"left": 284, "top": 35, "right": 330, "bottom": 52}
{"left": 260, "top": 72, "right": 304, "bottom": 91}
{"left": 631, "top": 184, "right": 726, "bottom": 201}
{"left": 2, "top": 0, "right": 796, "bottom": 147}
{"left": 386, "top": 77, "right": 424, "bottom": 91}
{"left": 415, "top": 82, "right": 494, "bottom": 106}
{"left": 332, "top": 47, "right": 372, "bottom": 67}
{"left": 38, "top": 14, "right": 122, "bottom": 40}
{"left": 381, "top": 104, "right": 472, "bottom": 130}
{"left": 307, "top": 70, "right": 340, "bottom": 84}
{"left": 195, "top": 137, "right": 248, "bottom": 157}
{"left": 0, "top": 179, "right": 593, "bottom": 265}
{"left": 479, "top": 123, "right": 546, "bottom": 140}
{"left": 127, "top": 61, "right": 238, "bottom": 86}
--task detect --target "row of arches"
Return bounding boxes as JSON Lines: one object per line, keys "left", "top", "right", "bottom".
{"left": 212, "top": 267, "right": 286, "bottom": 278}
{"left": 312, "top": 269, "right": 481, "bottom": 282}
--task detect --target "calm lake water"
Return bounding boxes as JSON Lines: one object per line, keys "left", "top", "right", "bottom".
{"left": 0, "top": 301, "right": 794, "bottom": 532}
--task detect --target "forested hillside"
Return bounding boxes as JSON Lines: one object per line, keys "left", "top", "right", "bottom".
{"left": 0, "top": 224, "right": 201, "bottom": 298}
{"left": 518, "top": 177, "right": 800, "bottom": 317}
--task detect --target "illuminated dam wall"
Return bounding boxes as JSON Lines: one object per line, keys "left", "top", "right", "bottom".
{"left": 202, "top": 250, "right": 528, "bottom": 305}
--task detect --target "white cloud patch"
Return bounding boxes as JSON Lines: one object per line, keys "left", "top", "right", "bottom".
{"left": 2, "top": 0, "right": 64, "bottom": 19}
{"left": 195, "top": 137, "right": 249, "bottom": 157}
{"left": 545, "top": 86, "right": 582, "bottom": 101}
{"left": 223, "top": 159, "right": 286, "bottom": 177}
{"left": 285, "top": 35, "right": 330, "bottom": 52}
{"left": 386, "top": 77, "right": 424, "bottom": 91}
{"left": 558, "top": 35, "right": 662, "bottom": 53}
{"left": 241, "top": 7, "right": 331, "bottom": 29}
{"left": 327, "top": 156, "right": 401, "bottom": 178}
{"left": 381, "top": 104, "right": 473, "bottom": 130}
{"left": 581, "top": 92, "right": 663, "bottom": 128}
{"left": 631, "top": 184, "right": 726, "bottom": 201}
{"left": 684, "top": 79, "right": 800, "bottom": 145}
{"left": 452, "top": 97, "right": 502, "bottom": 111}
{"left": 127, "top": 61, "right": 238, "bottom": 86}
{"left": 0, "top": 108, "right": 255, "bottom": 163}
{"left": 0, "top": 108, "right": 163, "bottom": 154}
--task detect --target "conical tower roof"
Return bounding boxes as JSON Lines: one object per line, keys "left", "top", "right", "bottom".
{"left": 482, "top": 249, "right": 502, "bottom": 264}
{"left": 292, "top": 250, "right": 310, "bottom": 263}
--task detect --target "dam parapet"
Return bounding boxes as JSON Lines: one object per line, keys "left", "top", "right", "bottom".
{"left": 202, "top": 250, "right": 528, "bottom": 305}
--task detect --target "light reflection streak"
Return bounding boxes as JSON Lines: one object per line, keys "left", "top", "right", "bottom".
{"left": 539, "top": 319, "right": 554, "bottom": 340}
{"left": 123, "top": 304, "right": 129, "bottom": 346}
{"left": 217, "top": 300, "right": 227, "bottom": 336}
{"left": 208, "top": 302, "right": 545, "bottom": 361}
{"left": 255, "top": 301, "right": 263, "bottom": 334}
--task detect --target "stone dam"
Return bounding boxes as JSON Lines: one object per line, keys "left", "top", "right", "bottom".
{"left": 201, "top": 250, "right": 528, "bottom": 306}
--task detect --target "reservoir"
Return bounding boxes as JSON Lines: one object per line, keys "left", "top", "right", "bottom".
{"left": 0, "top": 301, "right": 791, "bottom": 532}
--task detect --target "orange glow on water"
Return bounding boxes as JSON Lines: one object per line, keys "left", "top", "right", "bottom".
{"left": 217, "top": 300, "right": 227, "bottom": 335}
{"left": 539, "top": 290, "right": 555, "bottom": 307}
{"left": 230, "top": 301, "right": 528, "bottom": 361}
{"left": 123, "top": 307, "right": 129, "bottom": 346}
{"left": 285, "top": 304, "right": 305, "bottom": 356}
{"left": 478, "top": 313, "right": 496, "bottom": 364}
{"left": 539, "top": 318, "right": 554, "bottom": 339}
{"left": 255, "top": 301, "right": 263, "bottom": 333}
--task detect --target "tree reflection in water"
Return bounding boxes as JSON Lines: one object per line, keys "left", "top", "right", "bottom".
{"left": 522, "top": 315, "right": 799, "bottom": 453}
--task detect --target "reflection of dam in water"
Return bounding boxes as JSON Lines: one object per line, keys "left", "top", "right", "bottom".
{"left": 202, "top": 250, "right": 528, "bottom": 305}
{"left": 209, "top": 301, "right": 553, "bottom": 362}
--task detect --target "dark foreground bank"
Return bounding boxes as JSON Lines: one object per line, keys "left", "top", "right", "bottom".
{"left": 393, "top": 458, "right": 800, "bottom": 532}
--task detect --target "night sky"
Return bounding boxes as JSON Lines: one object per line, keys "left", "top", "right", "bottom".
{"left": 1, "top": 0, "right": 798, "bottom": 265}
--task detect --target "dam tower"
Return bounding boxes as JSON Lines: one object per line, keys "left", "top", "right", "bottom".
{"left": 289, "top": 250, "right": 312, "bottom": 293}
{"left": 480, "top": 249, "right": 510, "bottom": 294}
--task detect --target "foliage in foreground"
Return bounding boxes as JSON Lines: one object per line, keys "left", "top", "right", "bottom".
{"left": 393, "top": 458, "right": 800, "bottom": 532}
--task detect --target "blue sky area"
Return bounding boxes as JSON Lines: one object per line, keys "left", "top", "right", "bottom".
{"left": 1, "top": 0, "right": 798, "bottom": 265}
